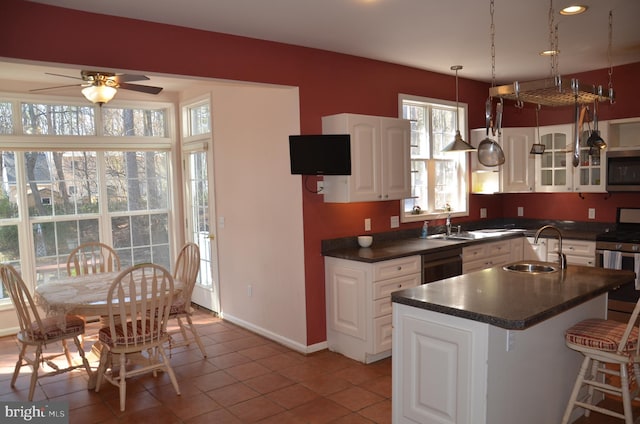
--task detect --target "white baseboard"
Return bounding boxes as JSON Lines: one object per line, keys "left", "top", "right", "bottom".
{"left": 0, "top": 326, "right": 19, "bottom": 338}
{"left": 220, "top": 312, "right": 327, "bottom": 355}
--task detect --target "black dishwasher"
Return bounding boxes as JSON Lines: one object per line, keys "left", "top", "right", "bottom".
{"left": 422, "top": 247, "right": 463, "bottom": 284}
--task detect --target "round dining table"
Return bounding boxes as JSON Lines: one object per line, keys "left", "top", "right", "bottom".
{"left": 34, "top": 271, "right": 183, "bottom": 389}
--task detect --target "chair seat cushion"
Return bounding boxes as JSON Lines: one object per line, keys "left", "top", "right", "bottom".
{"left": 24, "top": 314, "right": 85, "bottom": 341}
{"left": 565, "top": 318, "right": 638, "bottom": 352}
{"left": 169, "top": 298, "right": 188, "bottom": 316}
{"left": 99, "top": 320, "right": 165, "bottom": 347}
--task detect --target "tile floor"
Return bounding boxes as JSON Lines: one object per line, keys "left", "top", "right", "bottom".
{"left": 0, "top": 309, "right": 392, "bottom": 423}
{"left": 0, "top": 307, "right": 633, "bottom": 423}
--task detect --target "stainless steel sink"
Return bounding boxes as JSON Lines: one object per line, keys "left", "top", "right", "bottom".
{"left": 427, "top": 233, "right": 477, "bottom": 240}
{"left": 503, "top": 262, "right": 558, "bottom": 274}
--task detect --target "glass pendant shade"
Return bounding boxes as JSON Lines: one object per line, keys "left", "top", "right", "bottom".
{"left": 81, "top": 85, "right": 117, "bottom": 105}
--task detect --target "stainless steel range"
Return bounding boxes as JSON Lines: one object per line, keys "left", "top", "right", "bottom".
{"left": 596, "top": 207, "right": 640, "bottom": 321}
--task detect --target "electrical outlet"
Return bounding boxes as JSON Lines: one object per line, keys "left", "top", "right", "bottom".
{"left": 247, "top": 285, "right": 253, "bottom": 297}
{"left": 588, "top": 208, "right": 596, "bottom": 220}
{"left": 316, "top": 181, "right": 324, "bottom": 193}
{"left": 517, "top": 207, "right": 524, "bottom": 217}
{"left": 390, "top": 216, "right": 400, "bottom": 228}
{"left": 480, "top": 208, "right": 487, "bottom": 219}
{"left": 364, "top": 218, "right": 371, "bottom": 232}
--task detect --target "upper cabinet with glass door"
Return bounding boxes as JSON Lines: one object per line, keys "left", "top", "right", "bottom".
{"left": 534, "top": 123, "right": 606, "bottom": 193}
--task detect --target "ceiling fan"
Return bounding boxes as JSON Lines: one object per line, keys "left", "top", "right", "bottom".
{"left": 31, "top": 70, "right": 163, "bottom": 105}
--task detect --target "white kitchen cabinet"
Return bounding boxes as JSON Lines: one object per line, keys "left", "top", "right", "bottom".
{"left": 471, "top": 127, "right": 535, "bottom": 193}
{"left": 535, "top": 123, "right": 607, "bottom": 193}
{"left": 547, "top": 238, "right": 595, "bottom": 267}
{"left": 462, "top": 238, "right": 522, "bottom": 273}
{"left": 501, "top": 128, "right": 536, "bottom": 192}
{"left": 325, "top": 255, "right": 420, "bottom": 363}
{"left": 523, "top": 237, "right": 548, "bottom": 261}
{"left": 322, "top": 113, "right": 411, "bottom": 202}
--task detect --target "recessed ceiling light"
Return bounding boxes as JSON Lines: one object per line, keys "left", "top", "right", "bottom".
{"left": 540, "top": 50, "right": 560, "bottom": 56}
{"left": 560, "top": 5, "right": 588, "bottom": 15}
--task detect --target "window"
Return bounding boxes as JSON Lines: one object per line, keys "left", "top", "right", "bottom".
{"left": 399, "top": 94, "right": 469, "bottom": 223}
{"left": 0, "top": 95, "right": 174, "bottom": 300}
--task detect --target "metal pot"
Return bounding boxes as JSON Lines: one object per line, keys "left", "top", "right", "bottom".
{"left": 477, "top": 98, "right": 505, "bottom": 167}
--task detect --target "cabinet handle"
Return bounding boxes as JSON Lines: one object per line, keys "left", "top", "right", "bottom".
{"left": 397, "top": 266, "right": 402, "bottom": 270}
{"left": 398, "top": 284, "right": 402, "bottom": 288}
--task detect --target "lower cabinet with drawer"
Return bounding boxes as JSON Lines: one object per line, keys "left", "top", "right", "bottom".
{"left": 325, "top": 255, "right": 421, "bottom": 363}
{"left": 462, "top": 238, "right": 523, "bottom": 274}
{"left": 547, "top": 238, "right": 595, "bottom": 267}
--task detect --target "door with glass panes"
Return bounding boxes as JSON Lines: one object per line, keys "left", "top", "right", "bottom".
{"left": 182, "top": 99, "right": 220, "bottom": 313}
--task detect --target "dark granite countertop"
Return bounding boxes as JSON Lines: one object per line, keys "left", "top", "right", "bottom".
{"left": 323, "top": 237, "right": 468, "bottom": 263}
{"left": 322, "top": 221, "right": 606, "bottom": 263}
{"left": 391, "top": 263, "right": 636, "bottom": 330}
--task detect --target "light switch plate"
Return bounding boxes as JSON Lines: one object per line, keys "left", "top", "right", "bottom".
{"left": 480, "top": 208, "right": 487, "bottom": 218}
{"left": 364, "top": 218, "right": 371, "bottom": 232}
{"left": 588, "top": 208, "right": 596, "bottom": 219}
{"left": 517, "top": 207, "right": 524, "bottom": 217}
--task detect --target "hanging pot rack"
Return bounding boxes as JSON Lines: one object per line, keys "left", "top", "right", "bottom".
{"left": 488, "top": 3, "right": 615, "bottom": 109}
{"left": 488, "top": 77, "right": 614, "bottom": 108}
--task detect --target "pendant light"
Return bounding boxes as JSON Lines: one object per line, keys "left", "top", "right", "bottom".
{"left": 443, "top": 65, "right": 475, "bottom": 152}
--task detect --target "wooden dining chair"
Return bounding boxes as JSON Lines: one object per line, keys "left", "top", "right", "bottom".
{"left": 168, "top": 242, "right": 207, "bottom": 357}
{"left": 66, "top": 241, "right": 121, "bottom": 276}
{"left": 0, "top": 264, "right": 92, "bottom": 401}
{"left": 94, "top": 263, "right": 181, "bottom": 411}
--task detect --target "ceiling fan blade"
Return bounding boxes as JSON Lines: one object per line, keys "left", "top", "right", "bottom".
{"left": 118, "top": 82, "right": 163, "bottom": 95}
{"left": 30, "top": 84, "right": 82, "bottom": 92}
{"left": 113, "top": 74, "right": 150, "bottom": 83}
{"left": 44, "top": 72, "right": 83, "bottom": 81}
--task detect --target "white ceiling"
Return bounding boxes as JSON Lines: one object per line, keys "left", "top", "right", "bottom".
{"left": 4, "top": 0, "right": 640, "bottom": 96}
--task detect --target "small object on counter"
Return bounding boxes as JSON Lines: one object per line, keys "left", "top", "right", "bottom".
{"left": 420, "top": 221, "right": 429, "bottom": 239}
{"left": 357, "top": 235, "right": 373, "bottom": 248}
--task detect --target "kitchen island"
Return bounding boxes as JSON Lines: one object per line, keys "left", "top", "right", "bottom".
{"left": 391, "top": 262, "right": 636, "bottom": 424}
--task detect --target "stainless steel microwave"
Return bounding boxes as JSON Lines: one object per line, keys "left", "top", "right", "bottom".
{"left": 607, "top": 148, "right": 640, "bottom": 192}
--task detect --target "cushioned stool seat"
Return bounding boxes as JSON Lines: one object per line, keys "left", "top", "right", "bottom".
{"left": 565, "top": 318, "right": 638, "bottom": 352}
{"left": 562, "top": 313, "right": 640, "bottom": 424}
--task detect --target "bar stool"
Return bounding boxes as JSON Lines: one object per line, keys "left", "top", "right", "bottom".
{"left": 561, "top": 304, "right": 640, "bottom": 424}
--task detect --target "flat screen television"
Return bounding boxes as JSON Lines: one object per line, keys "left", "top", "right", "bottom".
{"left": 289, "top": 134, "right": 351, "bottom": 175}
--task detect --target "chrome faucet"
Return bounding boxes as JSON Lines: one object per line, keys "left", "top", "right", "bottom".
{"left": 445, "top": 213, "right": 452, "bottom": 236}
{"left": 534, "top": 225, "right": 567, "bottom": 269}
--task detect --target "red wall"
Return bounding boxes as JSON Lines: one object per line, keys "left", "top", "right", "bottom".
{"left": 1, "top": 0, "right": 639, "bottom": 345}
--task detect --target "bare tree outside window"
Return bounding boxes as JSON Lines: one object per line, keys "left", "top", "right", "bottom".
{"left": 0, "top": 99, "right": 172, "bottom": 286}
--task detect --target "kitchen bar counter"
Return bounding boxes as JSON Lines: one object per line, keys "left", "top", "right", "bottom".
{"left": 391, "top": 263, "right": 636, "bottom": 329}
{"left": 391, "top": 263, "right": 636, "bottom": 424}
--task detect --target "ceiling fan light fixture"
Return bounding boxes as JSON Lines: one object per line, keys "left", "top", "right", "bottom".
{"left": 560, "top": 5, "right": 588, "bottom": 16}
{"left": 81, "top": 84, "right": 117, "bottom": 105}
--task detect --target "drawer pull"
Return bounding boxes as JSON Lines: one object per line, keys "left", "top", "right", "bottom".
{"left": 397, "top": 266, "right": 402, "bottom": 270}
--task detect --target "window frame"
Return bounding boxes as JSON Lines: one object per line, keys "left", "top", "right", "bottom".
{"left": 398, "top": 93, "right": 470, "bottom": 223}
{"left": 0, "top": 92, "right": 178, "bottom": 301}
